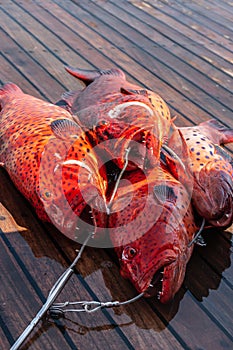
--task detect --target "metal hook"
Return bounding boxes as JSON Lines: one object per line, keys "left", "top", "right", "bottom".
{"left": 49, "top": 292, "right": 144, "bottom": 317}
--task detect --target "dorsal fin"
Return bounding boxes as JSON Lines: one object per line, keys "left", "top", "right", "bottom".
{"left": 214, "top": 144, "right": 233, "bottom": 163}
{"left": 199, "top": 119, "right": 233, "bottom": 145}
{"left": 50, "top": 119, "right": 82, "bottom": 140}
{"left": 120, "top": 87, "right": 148, "bottom": 96}
{"left": 162, "top": 124, "right": 192, "bottom": 186}
{"left": 65, "top": 66, "right": 126, "bottom": 85}
{"left": 59, "top": 90, "right": 79, "bottom": 108}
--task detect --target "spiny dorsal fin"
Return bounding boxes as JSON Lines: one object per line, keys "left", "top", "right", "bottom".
{"left": 65, "top": 66, "right": 125, "bottom": 85}
{"left": 59, "top": 90, "right": 79, "bottom": 108}
{"left": 214, "top": 144, "right": 233, "bottom": 163}
{"left": 50, "top": 119, "right": 82, "bottom": 140}
{"left": 120, "top": 87, "right": 148, "bottom": 96}
{"left": 199, "top": 119, "right": 233, "bottom": 145}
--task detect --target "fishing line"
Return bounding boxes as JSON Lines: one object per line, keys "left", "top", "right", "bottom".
{"left": 161, "top": 144, "right": 186, "bottom": 171}
{"left": 188, "top": 218, "right": 206, "bottom": 247}
{"left": 49, "top": 292, "right": 144, "bottom": 317}
{"left": 107, "top": 147, "right": 131, "bottom": 214}
{"left": 10, "top": 231, "right": 94, "bottom": 350}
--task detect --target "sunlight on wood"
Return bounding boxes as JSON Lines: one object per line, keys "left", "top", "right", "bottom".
{"left": 0, "top": 203, "right": 27, "bottom": 233}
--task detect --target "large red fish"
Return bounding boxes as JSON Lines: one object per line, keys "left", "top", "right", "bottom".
{"left": 0, "top": 83, "right": 108, "bottom": 240}
{"left": 56, "top": 67, "right": 171, "bottom": 171}
{"left": 108, "top": 165, "right": 199, "bottom": 303}
{"left": 164, "top": 119, "right": 233, "bottom": 229}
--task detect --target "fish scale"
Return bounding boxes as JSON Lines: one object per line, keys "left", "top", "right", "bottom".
{"left": 108, "top": 165, "right": 197, "bottom": 303}
{"left": 0, "top": 83, "right": 108, "bottom": 240}
{"left": 165, "top": 119, "right": 233, "bottom": 228}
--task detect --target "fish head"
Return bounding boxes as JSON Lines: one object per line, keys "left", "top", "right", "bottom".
{"left": 109, "top": 167, "right": 196, "bottom": 303}
{"left": 118, "top": 220, "right": 192, "bottom": 303}
{"left": 193, "top": 159, "right": 233, "bottom": 228}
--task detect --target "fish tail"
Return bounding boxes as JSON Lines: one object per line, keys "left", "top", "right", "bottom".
{"left": 199, "top": 119, "right": 233, "bottom": 145}
{"left": 64, "top": 66, "right": 126, "bottom": 85}
{"left": 0, "top": 82, "right": 22, "bottom": 108}
{"left": 0, "top": 82, "right": 22, "bottom": 96}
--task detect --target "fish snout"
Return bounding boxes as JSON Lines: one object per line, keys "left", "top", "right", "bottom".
{"left": 120, "top": 246, "right": 181, "bottom": 302}
{"left": 195, "top": 165, "right": 233, "bottom": 228}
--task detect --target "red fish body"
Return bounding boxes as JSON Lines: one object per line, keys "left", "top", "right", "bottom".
{"left": 166, "top": 119, "right": 233, "bottom": 228}
{"left": 0, "top": 83, "right": 107, "bottom": 240}
{"left": 108, "top": 165, "right": 198, "bottom": 303}
{"left": 57, "top": 67, "right": 171, "bottom": 170}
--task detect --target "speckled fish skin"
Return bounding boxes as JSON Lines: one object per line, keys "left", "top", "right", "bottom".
{"left": 167, "top": 119, "right": 233, "bottom": 229}
{"left": 0, "top": 83, "right": 107, "bottom": 239}
{"left": 56, "top": 67, "right": 171, "bottom": 170}
{"left": 108, "top": 166, "right": 197, "bottom": 303}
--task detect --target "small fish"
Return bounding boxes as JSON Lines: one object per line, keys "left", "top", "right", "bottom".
{"left": 108, "top": 165, "right": 198, "bottom": 303}
{"left": 56, "top": 66, "right": 171, "bottom": 170}
{"left": 164, "top": 119, "right": 233, "bottom": 228}
{"left": 0, "top": 83, "right": 107, "bottom": 239}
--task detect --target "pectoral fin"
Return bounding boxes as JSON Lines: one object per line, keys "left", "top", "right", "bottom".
{"left": 50, "top": 119, "right": 82, "bottom": 140}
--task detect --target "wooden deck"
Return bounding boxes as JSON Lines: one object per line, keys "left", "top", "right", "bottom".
{"left": 0, "top": 0, "right": 232, "bottom": 349}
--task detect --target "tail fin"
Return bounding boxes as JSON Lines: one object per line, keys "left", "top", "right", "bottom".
{"left": 65, "top": 66, "right": 125, "bottom": 85}
{"left": 0, "top": 83, "right": 22, "bottom": 112}
{"left": 0, "top": 82, "right": 22, "bottom": 96}
{"left": 199, "top": 119, "right": 233, "bottom": 145}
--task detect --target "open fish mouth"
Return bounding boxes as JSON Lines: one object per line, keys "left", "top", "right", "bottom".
{"left": 209, "top": 205, "right": 233, "bottom": 228}
{"left": 142, "top": 258, "right": 178, "bottom": 303}
{"left": 145, "top": 267, "right": 165, "bottom": 299}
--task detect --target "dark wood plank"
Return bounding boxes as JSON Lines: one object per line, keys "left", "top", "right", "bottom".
{"left": 68, "top": 0, "right": 233, "bottom": 123}
{"left": 28, "top": 0, "right": 232, "bottom": 127}
{"left": 161, "top": 0, "right": 233, "bottom": 40}
{"left": 175, "top": 0, "right": 233, "bottom": 29}
{"left": 110, "top": 0, "right": 233, "bottom": 79}
{"left": 0, "top": 54, "right": 43, "bottom": 99}
{"left": 145, "top": 0, "right": 233, "bottom": 51}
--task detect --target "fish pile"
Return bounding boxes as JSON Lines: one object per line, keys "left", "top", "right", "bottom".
{"left": 0, "top": 67, "right": 232, "bottom": 303}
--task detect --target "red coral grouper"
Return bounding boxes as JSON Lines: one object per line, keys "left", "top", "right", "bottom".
{"left": 108, "top": 166, "right": 198, "bottom": 303}
{"left": 0, "top": 83, "right": 107, "bottom": 240}
{"left": 56, "top": 67, "right": 171, "bottom": 170}
{"left": 166, "top": 119, "right": 233, "bottom": 229}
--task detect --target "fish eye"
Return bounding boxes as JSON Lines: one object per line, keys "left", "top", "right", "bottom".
{"left": 123, "top": 246, "right": 137, "bottom": 259}
{"left": 41, "top": 190, "right": 51, "bottom": 201}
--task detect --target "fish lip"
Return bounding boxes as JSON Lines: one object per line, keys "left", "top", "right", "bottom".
{"left": 136, "top": 251, "right": 177, "bottom": 298}
{"left": 144, "top": 260, "right": 182, "bottom": 303}
{"left": 209, "top": 206, "right": 233, "bottom": 228}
